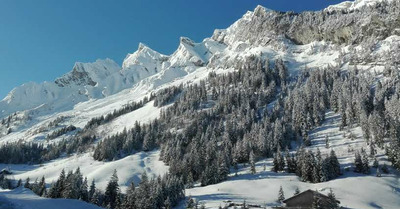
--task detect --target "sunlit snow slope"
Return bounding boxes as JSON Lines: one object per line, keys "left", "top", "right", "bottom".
{"left": 0, "top": 0, "right": 399, "bottom": 208}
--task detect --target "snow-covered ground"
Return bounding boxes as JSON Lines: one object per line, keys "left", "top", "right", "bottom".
{"left": 0, "top": 188, "right": 102, "bottom": 209}
{"left": 0, "top": 150, "right": 168, "bottom": 193}
{"left": 95, "top": 100, "right": 162, "bottom": 137}
{"left": 185, "top": 112, "right": 400, "bottom": 209}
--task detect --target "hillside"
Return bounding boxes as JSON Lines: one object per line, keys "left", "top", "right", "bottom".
{"left": 0, "top": 0, "right": 400, "bottom": 209}
{"left": 185, "top": 112, "right": 400, "bottom": 209}
{"left": 0, "top": 188, "right": 103, "bottom": 209}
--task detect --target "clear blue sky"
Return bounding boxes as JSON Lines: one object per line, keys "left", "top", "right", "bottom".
{"left": 0, "top": 0, "right": 348, "bottom": 99}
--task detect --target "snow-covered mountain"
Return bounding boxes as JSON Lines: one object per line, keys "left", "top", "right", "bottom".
{"left": 2, "top": 0, "right": 399, "bottom": 120}
{"left": 325, "top": 0, "right": 396, "bottom": 12}
{"left": 1, "top": 0, "right": 400, "bottom": 208}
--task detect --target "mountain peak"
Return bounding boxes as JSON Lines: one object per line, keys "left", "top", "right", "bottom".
{"left": 179, "top": 37, "right": 195, "bottom": 47}
{"left": 55, "top": 59, "right": 120, "bottom": 87}
{"left": 71, "top": 59, "right": 115, "bottom": 72}
{"left": 253, "top": 5, "right": 272, "bottom": 17}
{"left": 138, "top": 42, "right": 149, "bottom": 51}
{"left": 325, "top": 0, "right": 394, "bottom": 12}
{"left": 122, "top": 43, "right": 166, "bottom": 69}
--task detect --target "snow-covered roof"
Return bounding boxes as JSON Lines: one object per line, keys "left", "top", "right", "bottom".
{"left": 283, "top": 189, "right": 340, "bottom": 204}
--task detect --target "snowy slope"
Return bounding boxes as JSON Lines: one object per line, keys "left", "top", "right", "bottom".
{"left": 0, "top": 99, "right": 170, "bottom": 192}
{"left": 185, "top": 112, "right": 400, "bottom": 209}
{"left": 0, "top": 59, "right": 121, "bottom": 116}
{"left": 0, "top": 188, "right": 102, "bottom": 209}
{"left": 0, "top": 151, "right": 168, "bottom": 193}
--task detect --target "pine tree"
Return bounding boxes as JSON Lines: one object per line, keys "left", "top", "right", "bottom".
{"left": 17, "top": 179, "right": 22, "bottom": 188}
{"left": 186, "top": 172, "right": 195, "bottom": 189}
{"left": 273, "top": 153, "right": 279, "bottom": 172}
{"left": 24, "top": 177, "right": 30, "bottom": 189}
{"left": 278, "top": 186, "right": 285, "bottom": 203}
{"left": 217, "top": 152, "right": 229, "bottom": 182}
{"left": 381, "top": 163, "right": 389, "bottom": 174}
{"left": 320, "top": 158, "right": 329, "bottom": 182}
{"left": 0, "top": 175, "right": 11, "bottom": 190}
{"left": 74, "top": 167, "right": 84, "bottom": 196}
{"left": 325, "top": 135, "right": 330, "bottom": 149}
{"left": 89, "top": 179, "right": 96, "bottom": 202}
{"left": 62, "top": 170, "right": 77, "bottom": 199}
{"left": 136, "top": 171, "right": 151, "bottom": 209}
{"left": 47, "top": 182, "right": 58, "bottom": 198}
{"left": 91, "top": 190, "right": 101, "bottom": 206}
{"left": 233, "top": 157, "right": 239, "bottom": 175}
{"left": 373, "top": 157, "right": 379, "bottom": 168}
{"left": 361, "top": 148, "right": 370, "bottom": 174}
{"left": 123, "top": 182, "right": 135, "bottom": 209}
{"left": 80, "top": 177, "right": 89, "bottom": 202}
{"left": 327, "top": 188, "right": 339, "bottom": 209}
{"left": 301, "top": 151, "right": 313, "bottom": 182}
{"left": 250, "top": 150, "right": 256, "bottom": 174}
{"left": 115, "top": 193, "right": 122, "bottom": 209}
{"left": 313, "top": 149, "right": 322, "bottom": 183}
{"left": 287, "top": 154, "right": 297, "bottom": 173}
{"left": 273, "top": 148, "right": 285, "bottom": 172}
{"left": 104, "top": 169, "right": 119, "bottom": 209}
{"left": 186, "top": 195, "right": 196, "bottom": 209}
{"left": 354, "top": 151, "right": 363, "bottom": 173}
{"left": 164, "top": 196, "right": 172, "bottom": 209}
{"left": 369, "top": 143, "right": 376, "bottom": 157}
{"left": 31, "top": 178, "right": 39, "bottom": 195}
{"left": 279, "top": 151, "right": 286, "bottom": 171}
{"left": 312, "top": 167, "right": 320, "bottom": 183}
{"left": 38, "top": 176, "right": 46, "bottom": 197}
{"left": 312, "top": 196, "right": 322, "bottom": 209}
{"left": 329, "top": 150, "right": 341, "bottom": 177}
{"left": 56, "top": 169, "right": 66, "bottom": 198}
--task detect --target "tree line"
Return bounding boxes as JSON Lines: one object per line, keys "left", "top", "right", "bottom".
{"left": 2, "top": 168, "right": 185, "bottom": 209}
{"left": 272, "top": 148, "right": 341, "bottom": 183}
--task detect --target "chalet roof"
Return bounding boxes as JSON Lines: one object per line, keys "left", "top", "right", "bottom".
{"left": 283, "top": 189, "right": 340, "bottom": 204}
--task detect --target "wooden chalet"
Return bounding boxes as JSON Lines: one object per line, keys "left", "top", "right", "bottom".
{"left": 274, "top": 189, "right": 340, "bottom": 209}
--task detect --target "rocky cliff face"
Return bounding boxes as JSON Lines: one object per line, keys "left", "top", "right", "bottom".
{"left": 213, "top": 1, "right": 400, "bottom": 46}
{"left": 55, "top": 59, "right": 120, "bottom": 87}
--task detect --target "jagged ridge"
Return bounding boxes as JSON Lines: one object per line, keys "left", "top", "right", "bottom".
{"left": 0, "top": 0, "right": 399, "bottom": 121}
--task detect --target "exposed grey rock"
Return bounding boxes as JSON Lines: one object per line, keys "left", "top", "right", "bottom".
{"left": 213, "top": 1, "right": 400, "bottom": 46}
